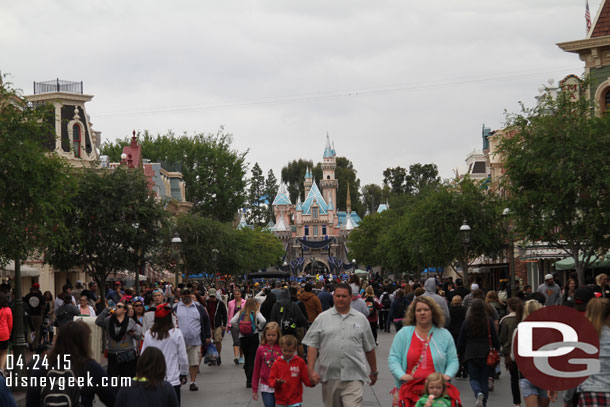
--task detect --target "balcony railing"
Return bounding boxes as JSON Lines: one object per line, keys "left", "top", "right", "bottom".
{"left": 33, "top": 79, "right": 83, "bottom": 95}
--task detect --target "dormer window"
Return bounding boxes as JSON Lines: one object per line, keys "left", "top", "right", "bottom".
{"left": 72, "top": 124, "right": 81, "bottom": 158}
{"left": 313, "top": 208, "right": 319, "bottom": 219}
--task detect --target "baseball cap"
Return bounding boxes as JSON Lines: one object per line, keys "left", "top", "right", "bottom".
{"left": 114, "top": 281, "right": 121, "bottom": 286}
{"left": 32, "top": 283, "right": 40, "bottom": 289}
{"left": 471, "top": 283, "right": 479, "bottom": 290}
{"left": 208, "top": 288, "right": 216, "bottom": 297}
{"left": 545, "top": 274, "right": 554, "bottom": 280}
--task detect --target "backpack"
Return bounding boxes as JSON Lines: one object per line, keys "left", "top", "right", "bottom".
{"left": 365, "top": 297, "right": 376, "bottom": 313}
{"left": 239, "top": 312, "right": 255, "bottom": 336}
{"left": 279, "top": 305, "right": 298, "bottom": 336}
{"left": 393, "top": 299, "right": 407, "bottom": 321}
{"left": 381, "top": 294, "right": 391, "bottom": 309}
{"left": 41, "top": 368, "right": 81, "bottom": 407}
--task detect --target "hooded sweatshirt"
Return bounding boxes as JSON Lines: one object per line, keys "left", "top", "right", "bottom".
{"left": 422, "top": 278, "right": 451, "bottom": 327}
{"left": 299, "top": 291, "right": 322, "bottom": 323}
{"left": 269, "top": 355, "right": 312, "bottom": 405}
{"left": 269, "top": 289, "right": 308, "bottom": 330}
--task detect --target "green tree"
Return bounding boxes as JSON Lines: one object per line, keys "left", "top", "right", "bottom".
{"left": 401, "top": 178, "right": 506, "bottom": 284}
{"left": 246, "top": 163, "right": 266, "bottom": 226}
{"left": 0, "top": 78, "right": 76, "bottom": 369}
{"left": 281, "top": 159, "right": 315, "bottom": 203}
{"left": 101, "top": 128, "right": 248, "bottom": 222}
{"left": 499, "top": 84, "right": 610, "bottom": 286}
{"left": 361, "top": 184, "right": 390, "bottom": 214}
{"left": 383, "top": 166, "right": 408, "bottom": 195}
{"left": 264, "top": 169, "right": 279, "bottom": 224}
{"left": 45, "top": 168, "right": 167, "bottom": 297}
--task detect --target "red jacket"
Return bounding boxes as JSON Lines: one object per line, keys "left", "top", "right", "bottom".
{"left": 0, "top": 306, "right": 13, "bottom": 341}
{"left": 269, "top": 355, "right": 312, "bottom": 405}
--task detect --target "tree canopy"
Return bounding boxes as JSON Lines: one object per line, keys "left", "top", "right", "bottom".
{"left": 499, "top": 83, "right": 610, "bottom": 286}
{"left": 45, "top": 167, "right": 167, "bottom": 296}
{"left": 0, "top": 79, "right": 75, "bottom": 265}
{"left": 101, "top": 129, "right": 248, "bottom": 222}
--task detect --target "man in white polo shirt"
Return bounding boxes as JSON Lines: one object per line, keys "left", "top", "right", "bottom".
{"left": 303, "top": 282, "right": 378, "bottom": 407}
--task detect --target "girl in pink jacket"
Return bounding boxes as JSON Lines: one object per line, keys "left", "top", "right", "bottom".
{"left": 227, "top": 290, "right": 246, "bottom": 364}
{"left": 252, "top": 322, "right": 282, "bottom": 406}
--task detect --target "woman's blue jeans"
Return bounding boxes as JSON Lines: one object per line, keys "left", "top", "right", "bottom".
{"left": 467, "top": 359, "right": 489, "bottom": 405}
{"left": 261, "top": 391, "right": 275, "bottom": 407}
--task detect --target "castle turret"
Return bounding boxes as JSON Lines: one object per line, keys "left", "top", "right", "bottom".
{"left": 320, "top": 134, "right": 338, "bottom": 207}
{"left": 304, "top": 166, "right": 313, "bottom": 197}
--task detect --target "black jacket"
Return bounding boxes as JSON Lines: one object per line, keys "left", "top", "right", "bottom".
{"left": 456, "top": 317, "right": 500, "bottom": 363}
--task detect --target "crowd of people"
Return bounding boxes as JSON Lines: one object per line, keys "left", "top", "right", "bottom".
{"left": 0, "top": 270, "right": 606, "bottom": 406}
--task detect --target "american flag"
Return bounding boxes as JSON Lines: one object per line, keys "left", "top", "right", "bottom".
{"left": 586, "top": 0, "right": 592, "bottom": 33}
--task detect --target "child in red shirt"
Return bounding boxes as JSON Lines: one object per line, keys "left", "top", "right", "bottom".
{"left": 269, "top": 335, "right": 313, "bottom": 407}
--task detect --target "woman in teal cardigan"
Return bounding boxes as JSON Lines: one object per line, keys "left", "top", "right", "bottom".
{"left": 388, "top": 296, "right": 459, "bottom": 389}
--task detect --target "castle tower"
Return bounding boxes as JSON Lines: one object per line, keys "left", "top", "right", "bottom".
{"left": 320, "top": 134, "right": 338, "bottom": 207}
{"left": 25, "top": 79, "right": 100, "bottom": 167}
{"left": 304, "top": 167, "right": 313, "bottom": 197}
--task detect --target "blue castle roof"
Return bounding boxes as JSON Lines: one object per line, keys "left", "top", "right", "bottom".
{"left": 337, "top": 211, "right": 361, "bottom": 228}
{"left": 323, "top": 134, "right": 335, "bottom": 158}
{"left": 272, "top": 182, "right": 292, "bottom": 206}
{"left": 302, "top": 181, "right": 329, "bottom": 215}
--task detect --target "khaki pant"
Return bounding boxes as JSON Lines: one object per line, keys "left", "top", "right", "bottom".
{"left": 322, "top": 380, "right": 364, "bottom": 407}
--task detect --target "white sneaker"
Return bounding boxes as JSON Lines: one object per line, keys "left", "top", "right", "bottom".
{"left": 488, "top": 378, "right": 494, "bottom": 391}
{"left": 475, "top": 393, "right": 484, "bottom": 407}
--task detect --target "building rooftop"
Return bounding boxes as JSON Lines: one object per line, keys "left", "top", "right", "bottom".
{"left": 33, "top": 79, "right": 83, "bottom": 95}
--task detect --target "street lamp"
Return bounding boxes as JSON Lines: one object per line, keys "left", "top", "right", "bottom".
{"left": 172, "top": 233, "right": 182, "bottom": 288}
{"left": 459, "top": 220, "right": 471, "bottom": 281}
{"left": 503, "top": 208, "right": 517, "bottom": 296}
{"left": 132, "top": 222, "right": 141, "bottom": 297}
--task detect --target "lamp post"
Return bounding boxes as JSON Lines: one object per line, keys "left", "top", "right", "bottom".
{"left": 211, "top": 248, "right": 219, "bottom": 286}
{"left": 132, "top": 222, "right": 141, "bottom": 297}
{"left": 459, "top": 220, "right": 471, "bottom": 282}
{"left": 503, "top": 208, "right": 517, "bottom": 297}
{"left": 171, "top": 233, "right": 182, "bottom": 288}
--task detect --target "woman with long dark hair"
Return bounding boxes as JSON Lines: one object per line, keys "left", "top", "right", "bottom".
{"left": 141, "top": 303, "right": 188, "bottom": 405}
{"left": 42, "top": 291, "right": 54, "bottom": 344}
{"left": 114, "top": 347, "right": 179, "bottom": 407}
{"left": 457, "top": 299, "right": 500, "bottom": 407}
{"left": 25, "top": 321, "right": 116, "bottom": 407}
{"left": 96, "top": 299, "right": 142, "bottom": 379}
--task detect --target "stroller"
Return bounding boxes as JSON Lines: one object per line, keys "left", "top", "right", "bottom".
{"left": 396, "top": 377, "right": 462, "bottom": 407}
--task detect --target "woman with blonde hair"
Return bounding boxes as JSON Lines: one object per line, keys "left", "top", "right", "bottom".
{"left": 576, "top": 298, "right": 610, "bottom": 406}
{"left": 230, "top": 298, "right": 266, "bottom": 388}
{"left": 364, "top": 285, "right": 382, "bottom": 343}
{"left": 389, "top": 296, "right": 459, "bottom": 392}
{"left": 516, "top": 300, "right": 555, "bottom": 407}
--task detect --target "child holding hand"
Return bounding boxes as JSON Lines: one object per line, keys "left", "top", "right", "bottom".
{"left": 269, "top": 335, "right": 313, "bottom": 407}
{"left": 415, "top": 372, "right": 452, "bottom": 407}
{"left": 252, "top": 322, "right": 282, "bottom": 407}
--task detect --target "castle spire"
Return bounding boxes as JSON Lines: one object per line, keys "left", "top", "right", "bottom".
{"left": 346, "top": 183, "right": 351, "bottom": 213}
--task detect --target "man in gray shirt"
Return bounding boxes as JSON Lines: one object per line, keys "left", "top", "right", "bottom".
{"left": 537, "top": 274, "right": 561, "bottom": 306}
{"left": 303, "top": 282, "right": 377, "bottom": 407}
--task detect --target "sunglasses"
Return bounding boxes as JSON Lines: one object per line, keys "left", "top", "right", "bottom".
{"left": 116, "top": 305, "right": 125, "bottom": 309}
{"left": 134, "top": 304, "right": 143, "bottom": 307}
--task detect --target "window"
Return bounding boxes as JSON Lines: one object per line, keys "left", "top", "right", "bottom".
{"left": 313, "top": 226, "right": 318, "bottom": 236}
{"left": 322, "top": 226, "right": 327, "bottom": 235}
{"left": 72, "top": 124, "right": 81, "bottom": 158}
{"left": 605, "top": 89, "right": 610, "bottom": 113}
{"left": 313, "top": 208, "right": 319, "bottom": 219}
{"left": 304, "top": 226, "right": 309, "bottom": 236}
{"left": 327, "top": 175, "right": 330, "bottom": 179}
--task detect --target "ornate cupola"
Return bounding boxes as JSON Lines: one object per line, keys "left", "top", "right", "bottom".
{"left": 25, "top": 79, "right": 100, "bottom": 167}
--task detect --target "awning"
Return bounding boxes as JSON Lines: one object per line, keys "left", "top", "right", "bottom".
{"left": 1, "top": 261, "right": 41, "bottom": 277}
{"left": 298, "top": 238, "right": 335, "bottom": 250}
{"left": 554, "top": 255, "right": 610, "bottom": 271}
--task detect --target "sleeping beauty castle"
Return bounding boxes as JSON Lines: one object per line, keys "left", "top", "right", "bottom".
{"left": 270, "top": 136, "right": 361, "bottom": 275}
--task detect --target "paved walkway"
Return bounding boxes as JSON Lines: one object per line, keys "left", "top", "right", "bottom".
{"left": 181, "top": 328, "right": 563, "bottom": 407}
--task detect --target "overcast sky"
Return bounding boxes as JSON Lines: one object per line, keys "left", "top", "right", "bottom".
{"left": 1, "top": 0, "right": 599, "bottom": 186}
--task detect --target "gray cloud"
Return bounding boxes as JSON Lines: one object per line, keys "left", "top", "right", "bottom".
{"left": 1, "top": 0, "right": 596, "bottom": 186}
